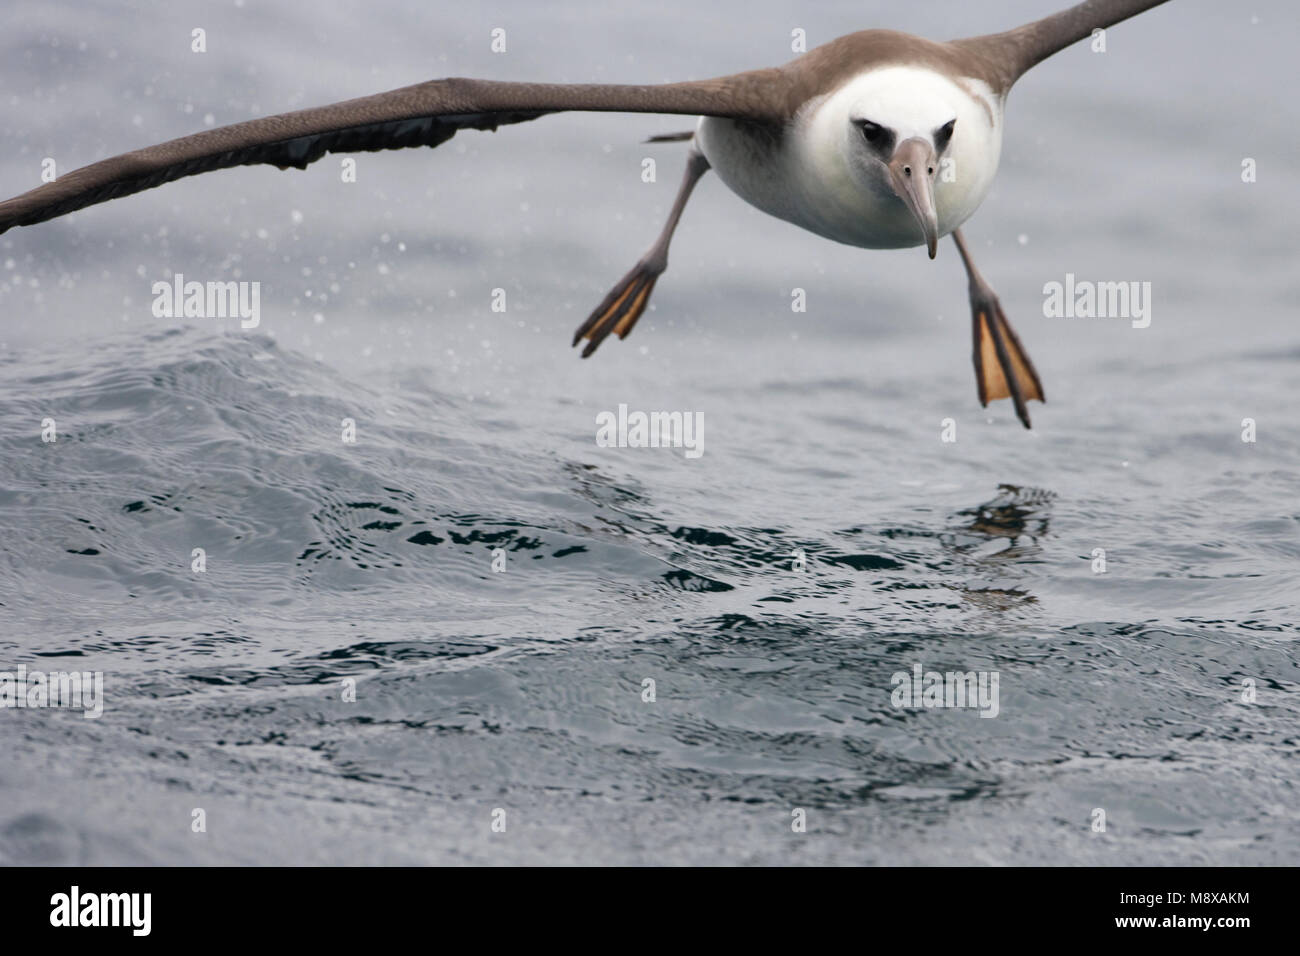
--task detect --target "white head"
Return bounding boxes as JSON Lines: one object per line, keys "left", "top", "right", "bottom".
{"left": 801, "top": 66, "right": 1003, "bottom": 255}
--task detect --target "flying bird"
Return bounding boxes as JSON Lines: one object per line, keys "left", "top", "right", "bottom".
{"left": 0, "top": 0, "right": 1171, "bottom": 428}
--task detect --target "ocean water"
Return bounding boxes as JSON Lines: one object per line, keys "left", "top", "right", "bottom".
{"left": 0, "top": 0, "right": 1296, "bottom": 865}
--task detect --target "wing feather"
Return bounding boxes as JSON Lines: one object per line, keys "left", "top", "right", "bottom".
{"left": 0, "top": 73, "right": 787, "bottom": 234}
{"left": 954, "top": 0, "right": 1171, "bottom": 92}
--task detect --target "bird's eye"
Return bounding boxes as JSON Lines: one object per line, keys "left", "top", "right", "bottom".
{"left": 935, "top": 119, "right": 956, "bottom": 150}
{"left": 859, "top": 120, "right": 884, "bottom": 144}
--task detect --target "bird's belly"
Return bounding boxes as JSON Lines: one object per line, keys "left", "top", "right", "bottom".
{"left": 699, "top": 117, "right": 923, "bottom": 248}
{"left": 697, "top": 114, "right": 996, "bottom": 250}
{"left": 778, "top": 182, "right": 938, "bottom": 249}
{"left": 695, "top": 116, "right": 831, "bottom": 238}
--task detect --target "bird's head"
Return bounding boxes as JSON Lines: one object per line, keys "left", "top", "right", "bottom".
{"left": 848, "top": 113, "right": 954, "bottom": 258}
{"left": 800, "top": 66, "right": 1000, "bottom": 254}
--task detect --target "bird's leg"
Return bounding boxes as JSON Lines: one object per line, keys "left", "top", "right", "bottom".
{"left": 573, "top": 148, "right": 710, "bottom": 357}
{"left": 952, "top": 228, "right": 1045, "bottom": 429}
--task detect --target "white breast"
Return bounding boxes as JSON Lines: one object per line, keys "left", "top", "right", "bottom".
{"left": 698, "top": 66, "right": 1004, "bottom": 249}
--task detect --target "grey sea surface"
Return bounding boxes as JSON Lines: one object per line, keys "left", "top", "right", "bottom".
{"left": 0, "top": 0, "right": 1297, "bottom": 865}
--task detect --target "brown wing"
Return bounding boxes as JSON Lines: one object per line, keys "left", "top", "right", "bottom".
{"left": 953, "top": 0, "right": 1172, "bottom": 93}
{"left": 0, "top": 72, "right": 788, "bottom": 235}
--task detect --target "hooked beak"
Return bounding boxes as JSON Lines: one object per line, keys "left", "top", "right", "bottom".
{"left": 888, "top": 138, "right": 939, "bottom": 259}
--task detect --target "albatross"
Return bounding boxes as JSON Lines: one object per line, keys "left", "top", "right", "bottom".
{"left": 0, "top": 0, "right": 1172, "bottom": 428}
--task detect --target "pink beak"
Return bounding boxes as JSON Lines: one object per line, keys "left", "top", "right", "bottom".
{"left": 888, "top": 137, "right": 939, "bottom": 259}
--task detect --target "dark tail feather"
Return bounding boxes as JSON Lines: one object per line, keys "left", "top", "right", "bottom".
{"left": 643, "top": 131, "right": 695, "bottom": 143}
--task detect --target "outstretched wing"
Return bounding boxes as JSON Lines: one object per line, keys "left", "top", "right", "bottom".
{"left": 0, "top": 72, "right": 788, "bottom": 235}
{"left": 954, "top": 0, "right": 1171, "bottom": 93}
